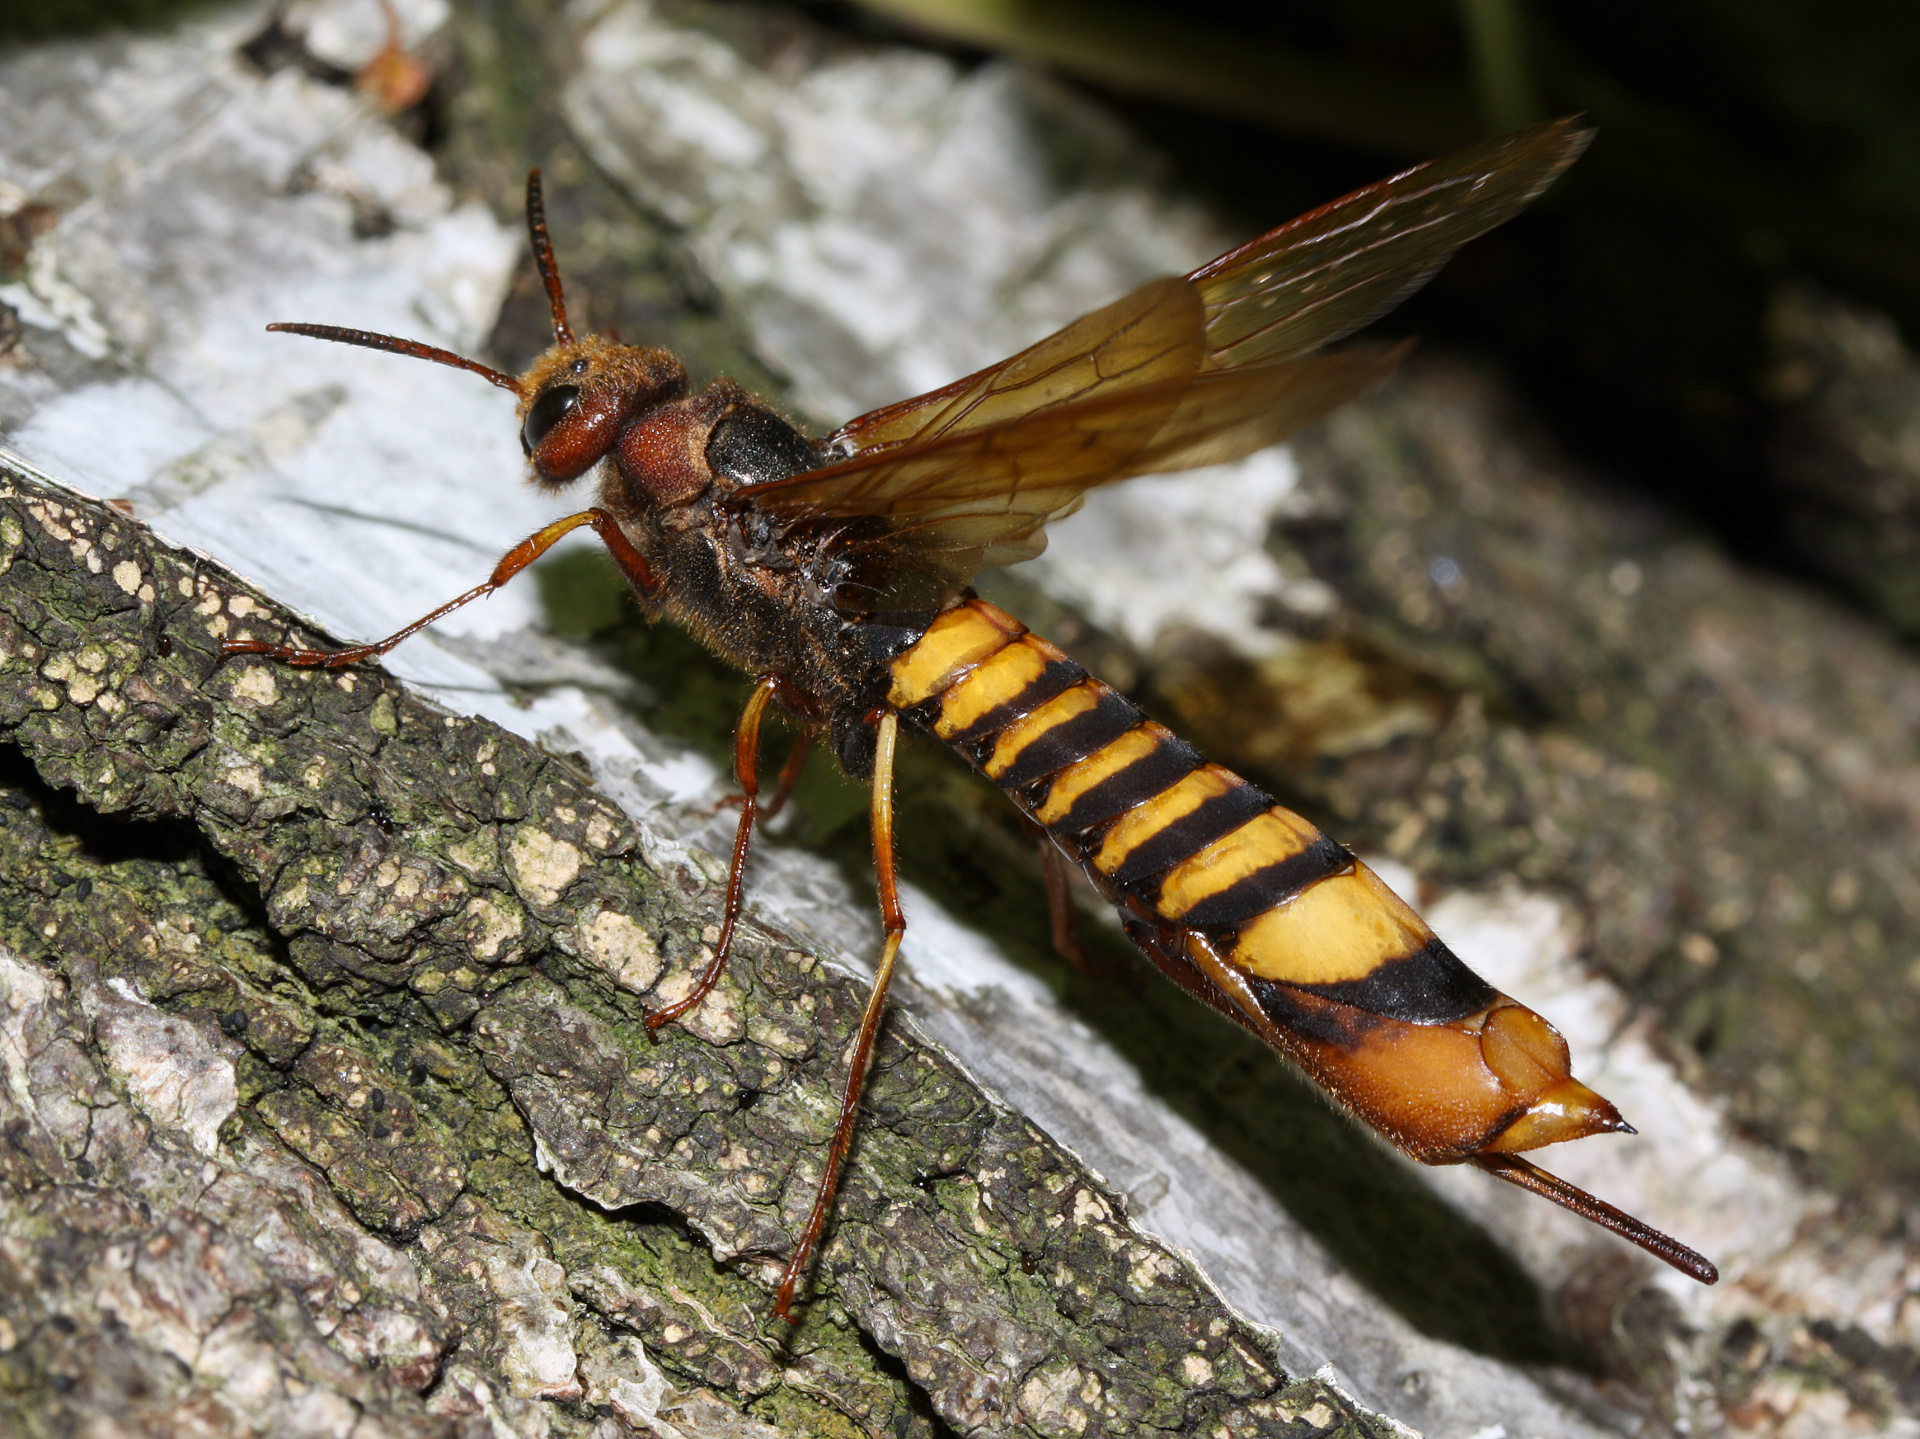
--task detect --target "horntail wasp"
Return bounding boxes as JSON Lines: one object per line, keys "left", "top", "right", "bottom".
{"left": 224, "top": 115, "right": 1716, "bottom": 1317}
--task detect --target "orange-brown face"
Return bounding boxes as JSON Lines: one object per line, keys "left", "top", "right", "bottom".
{"left": 516, "top": 334, "right": 687, "bottom": 489}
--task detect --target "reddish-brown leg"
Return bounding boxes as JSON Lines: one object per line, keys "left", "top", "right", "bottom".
{"left": 646, "top": 676, "right": 781, "bottom": 1034}
{"left": 760, "top": 727, "right": 815, "bottom": 823}
{"left": 774, "top": 710, "right": 906, "bottom": 1323}
{"left": 220, "top": 508, "right": 657, "bottom": 667}
{"left": 1031, "top": 823, "right": 1101, "bottom": 975}
{"left": 712, "top": 724, "right": 813, "bottom": 820}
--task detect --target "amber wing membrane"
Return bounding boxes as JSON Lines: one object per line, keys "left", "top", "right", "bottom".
{"left": 779, "top": 343, "right": 1402, "bottom": 525}
{"left": 788, "top": 345, "right": 1404, "bottom": 607}
{"left": 1190, "top": 116, "right": 1593, "bottom": 368}
{"left": 814, "top": 276, "right": 1205, "bottom": 459}
{"left": 739, "top": 117, "right": 1591, "bottom": 587}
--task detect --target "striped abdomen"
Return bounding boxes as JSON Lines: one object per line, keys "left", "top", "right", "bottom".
{"left": 886, "top": 598, "right": 1625, "bottom": 1165}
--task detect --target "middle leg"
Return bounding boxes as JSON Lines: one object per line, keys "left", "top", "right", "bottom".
{"left": 774, "top": 710, "right": 906, "bottom": 1321}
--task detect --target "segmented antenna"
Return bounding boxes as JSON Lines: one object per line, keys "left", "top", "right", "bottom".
{"left": 525, "top": 169, "right": 574, "bottom": 347}
{"left": 265, "top": 323, "right": 524, "bottom": 395}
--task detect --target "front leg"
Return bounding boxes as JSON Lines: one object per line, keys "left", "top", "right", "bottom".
{"left": 221, "top": 507, "right": 659, "bottom": 666}
{"left": 646, "top": 674, "right": 782, "bottom": 1033}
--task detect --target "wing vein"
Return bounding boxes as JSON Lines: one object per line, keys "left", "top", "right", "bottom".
{"left": 769, "top": 118, "right": 1590, "bottom": 610}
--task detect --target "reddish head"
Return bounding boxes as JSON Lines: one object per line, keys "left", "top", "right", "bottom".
{"left": 267, "top": 170, "right": 690, "bottom": 499}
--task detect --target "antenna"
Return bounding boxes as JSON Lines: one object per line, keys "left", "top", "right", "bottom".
{"left": 265, "top": 323, "right": 524, "bottom": 394}
{"left": 525, "top": 169, "right": 574, "bottom": 347}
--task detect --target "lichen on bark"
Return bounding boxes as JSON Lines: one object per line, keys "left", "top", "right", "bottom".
{"left": 0, "top": 462, "right": 1404, "bottom": 1435}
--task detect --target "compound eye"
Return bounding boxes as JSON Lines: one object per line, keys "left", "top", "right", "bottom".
{"left": 522, "top": 384, "right": 581, "bottom": 455}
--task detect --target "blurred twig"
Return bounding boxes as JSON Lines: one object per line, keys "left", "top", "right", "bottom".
{"left": 853, "top": 0, "right": 1481, "bottom": 152}
{"left": 1460, "top": 0, "right": 1540, "bottom": 130}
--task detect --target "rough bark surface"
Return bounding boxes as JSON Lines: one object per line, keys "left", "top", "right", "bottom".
{"left": 0, "top": 463, "right": 1400, "bottom": 1436}
{"left": 1766, "top": 283, "right": 1920, "bottom": 641}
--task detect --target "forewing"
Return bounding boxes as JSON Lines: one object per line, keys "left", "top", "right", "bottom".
{"left": 822, "top": 276, "right": 1206, "bottom": 455}
{"left": 1191, "top": 116, "right": 1592, "bottom": 368}
{"left": 764, "top": 118, "right": 1587, "bottom": 604}
{"left": 817, "top": 116, "right": 1588, "bottom": 483}
{"left": 748, "top": 341, "right": 1405, "bottom": 539}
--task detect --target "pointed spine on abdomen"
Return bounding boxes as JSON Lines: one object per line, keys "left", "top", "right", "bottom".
{"left": 885, "top": 597, "right": 1627, "bottom": 1164}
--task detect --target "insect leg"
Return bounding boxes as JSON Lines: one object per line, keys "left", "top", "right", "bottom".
{"left": 646, "top": 675, "right": 780, "bottom": 1034}
{"left": 1030, "top": 822, "right": 1099, "bottom": 974}
{"left": 759, "top": 726, "right": 816, "bottom": 823}
{"left": 220, "top": 508, "right": 657, "bottom": 667}
{"left": 774, "top": 710, "right": 905, "bottom": 1322}
{"left": 712, "top": 721, "right": 814, "bottom": 821}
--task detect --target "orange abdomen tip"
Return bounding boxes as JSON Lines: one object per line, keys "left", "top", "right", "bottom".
{"left": 1479, "top": 1002, "right": 1631, "bottom": 1153}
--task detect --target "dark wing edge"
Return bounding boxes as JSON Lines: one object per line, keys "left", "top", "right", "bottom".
{"left": 1190, "top": 116, "right": 1594, "bottom": 369}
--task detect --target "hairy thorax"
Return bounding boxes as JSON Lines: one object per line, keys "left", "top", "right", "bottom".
{"left": 613, "top": 490, "right": 932, "bottom": 777}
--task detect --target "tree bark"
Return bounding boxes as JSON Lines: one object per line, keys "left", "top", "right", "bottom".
{"left": 0, "top": 462, "right": 1403, "bottom": 1436}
